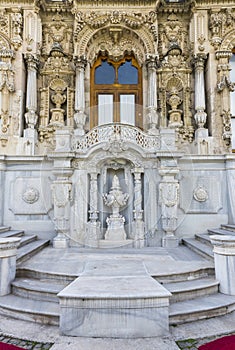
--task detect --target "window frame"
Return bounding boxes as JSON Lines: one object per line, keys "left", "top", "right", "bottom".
{"left": 90, "top": 55, "right": 142, "bottom": 129}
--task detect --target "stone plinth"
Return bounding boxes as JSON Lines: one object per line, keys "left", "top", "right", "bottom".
{"left": 58, "top": 260, "right": 171, "bottom": 338}
{"left": 210, "top": 235, "right": 235, "bottom": 295}
{"left": 0, "top": 237, "right": 21, "bottom": 296}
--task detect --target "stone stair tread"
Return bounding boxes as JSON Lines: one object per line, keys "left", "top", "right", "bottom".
{"left": 0, "top": 226, "right": 11, "bottom": 233}
{"left": 182, "top": 238, "right": 214, "bottom": 258}
{"left": 0, "top": 230, "right": 24, "bottom": 238}
{"left": 0, "top": 294, "right": 59, "bottom": 316}
{"left": 12, "top": 278, "right": 68, "bottom": 294}
{"left": 17, "top": 239, "right": 50, "bottom": 263}
{"left": 208, "top": 228, "right": 235, "bottom": 236}
{"left": 165, "top": 278, "right": 219, "bottom": 293}
{"left": 221, "top": 224, "right": 235, "bottom": 232}
{"left": 169, "top": 293, "right": 235, "bottom": 316}
{"left": 195, "top": 233, "right": 212, "bottom": 244}
{"left": 19, "top": 234, "right": 38, "bottom": 247}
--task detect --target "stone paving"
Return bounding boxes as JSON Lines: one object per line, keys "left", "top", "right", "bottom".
{"left": 0, "top": 335, "right": 53, "bottom": 350}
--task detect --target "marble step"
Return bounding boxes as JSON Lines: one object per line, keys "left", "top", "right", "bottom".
{"left": 0, "top": 226, "right": 11, "bottom": 233}
{"left": 0, "top": 294, "right": 59, "bottom": 325}
{"left": 17, "top": 239, "right": 50, "bottom": 265}
{"left": 16, "top": 266, "right": 77, "bottom": 283}
{"left": 0, "top": 229, "right": 24, "bottom": 238}
{"left": 195, "top": 233, "right": 212, "bottom": 246}
{"left": 164, "top": 278, "right": 219, "bottom": 303}
{"left": 208, "top": 228, "right": 235, "bottom": 236}
{"left": 12, "top": 278, "right": 69, "bottom": 303}
{"left": 169, "top": 293, "right": 235, "bottom": 325}
{"left": 19, "top": 234, "right": 38, "bottom": 247}
{"left": 221, "top": 224, "right": 235, "bottom": 233}
{"left": 182, "top": 237, "right": 214, "bottom": 260}
{"left": 154, "top": 264, "right": 214, "bottom": 284}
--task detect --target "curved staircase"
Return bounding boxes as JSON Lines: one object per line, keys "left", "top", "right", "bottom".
{"left": 0, "top": 225, "right": 235, "bottom": 332}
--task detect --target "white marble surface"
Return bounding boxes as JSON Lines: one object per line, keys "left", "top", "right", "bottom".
{"left": 210, "top": 235, "right": 235, "bottom": 295}
{"left": 0, "top": 237, "right": 21, "bottom": 296}
{"left": 58, "top": 259, "right": 171, "bottom": 338}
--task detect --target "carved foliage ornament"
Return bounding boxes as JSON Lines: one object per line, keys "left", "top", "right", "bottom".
{"left": 73, "top": 10, "right": 157, "bottom": 41}
{"left": 209, "top": 9, "right": 235, "bottom": 49}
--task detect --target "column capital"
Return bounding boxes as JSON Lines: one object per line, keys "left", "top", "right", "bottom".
{"left": 193, "top": 53, "right": 207, "bottom": 69}
{"left": 24, "top": 53, "right": 39, "bottom": 70}
{"left": 74, "top": 55, "right": 87, "bottom": 70}
{"left": 215, "top": 50, "right": 232, "bottom": 60}
{"left": 145, "top": 54, "right": 158, "bottom": 69}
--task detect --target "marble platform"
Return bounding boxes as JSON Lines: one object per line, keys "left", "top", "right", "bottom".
{"left": 58, "top": 259, "right": 171, "bottom": 338}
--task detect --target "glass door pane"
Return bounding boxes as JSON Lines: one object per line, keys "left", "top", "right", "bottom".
{"left": 120, "top": 94, "right": 135, "bottom": 125}
{"left": 98, "top": 94, "right": 113, "bottom": 125}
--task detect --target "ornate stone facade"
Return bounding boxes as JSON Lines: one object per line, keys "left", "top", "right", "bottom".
{"left": 0, "top": 0, "right": 235, "bottom": 248}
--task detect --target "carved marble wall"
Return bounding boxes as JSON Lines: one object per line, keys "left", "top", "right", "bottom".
{"left": 0, "top": 0, "right": 234, "bottom": 246}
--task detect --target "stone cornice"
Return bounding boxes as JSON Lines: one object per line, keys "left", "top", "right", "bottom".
{"left": 194, "top": 0, "right": 235, "bottom": 9}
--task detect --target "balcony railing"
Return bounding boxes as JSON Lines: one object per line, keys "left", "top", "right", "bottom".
{"left": 72, "top": 124, "right": 160, "bottom": 153}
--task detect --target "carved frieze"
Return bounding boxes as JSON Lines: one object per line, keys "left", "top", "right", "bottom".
{"left": 73, "top": 10, "right": 157, "bottom": 41}
{"left": 42, "top": 12, "right": 73, "bottom": 55}
{"left": 209, "top": 8, "right": 235, "bottom": 49}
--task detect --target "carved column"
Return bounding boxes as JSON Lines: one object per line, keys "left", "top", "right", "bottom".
{"left": 194, "top": 54, "right": 208, "bottom": 134}
{"left": 24, "top": 53, "right": 39, "bottom": 139}
{"left": 52, "top": 171, "right": 73, "bottom": 249}
{"left": 216, "top": 50, "right": 235, "bottom": 148}
{"left": 132, "top": 168, "right": 145, "bottom": 248}
{"left": 74, "top": 56, "right": 87, "bottom": 136}
{"left": 146, "top": 55, "right": 159, "bottom": 134}
{"left": 51, "top": 134, "right": 73, "bottom": 248}
{"left": 86, "top": 171, "right": 101, "bottom": 246}
{"left": 159, "top": 166, "right": 179, "bottom": 248}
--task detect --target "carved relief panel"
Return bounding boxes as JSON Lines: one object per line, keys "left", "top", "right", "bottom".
{"left": 157, "top": 10, "right": 194, "bottom": 144}
{"left": 38, "top": 43, "right": 75, "bottom": 147}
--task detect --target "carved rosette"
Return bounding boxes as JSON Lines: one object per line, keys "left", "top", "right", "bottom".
{"left": 22, "top": 187, "right": 40, "bottom": 204}
{"left": 193, "top": 186, "right": 208, "bottom": 202}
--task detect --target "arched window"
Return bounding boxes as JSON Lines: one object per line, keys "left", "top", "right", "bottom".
{"left": 90, "top": 55, "right": 142, "bottom": 129}
{"left": 230, "top": 48, "right": 235, "bottom": 149}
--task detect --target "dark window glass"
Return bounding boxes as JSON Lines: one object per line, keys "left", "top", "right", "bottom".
{"left": 95, "top": 60, "right": 115, "bottom": 84}
{"left": 118, "top": 61, "right": 138, "bottom": 84}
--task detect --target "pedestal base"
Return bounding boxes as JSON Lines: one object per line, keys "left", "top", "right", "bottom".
{"left": 105, "top": 216, "right": 127, "bottom": 241}
{"left": 53, "top": 236, "right": 69, "bottom": 249}
{"left": 162, "top": 235, "right": 178, "bottom": 248}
